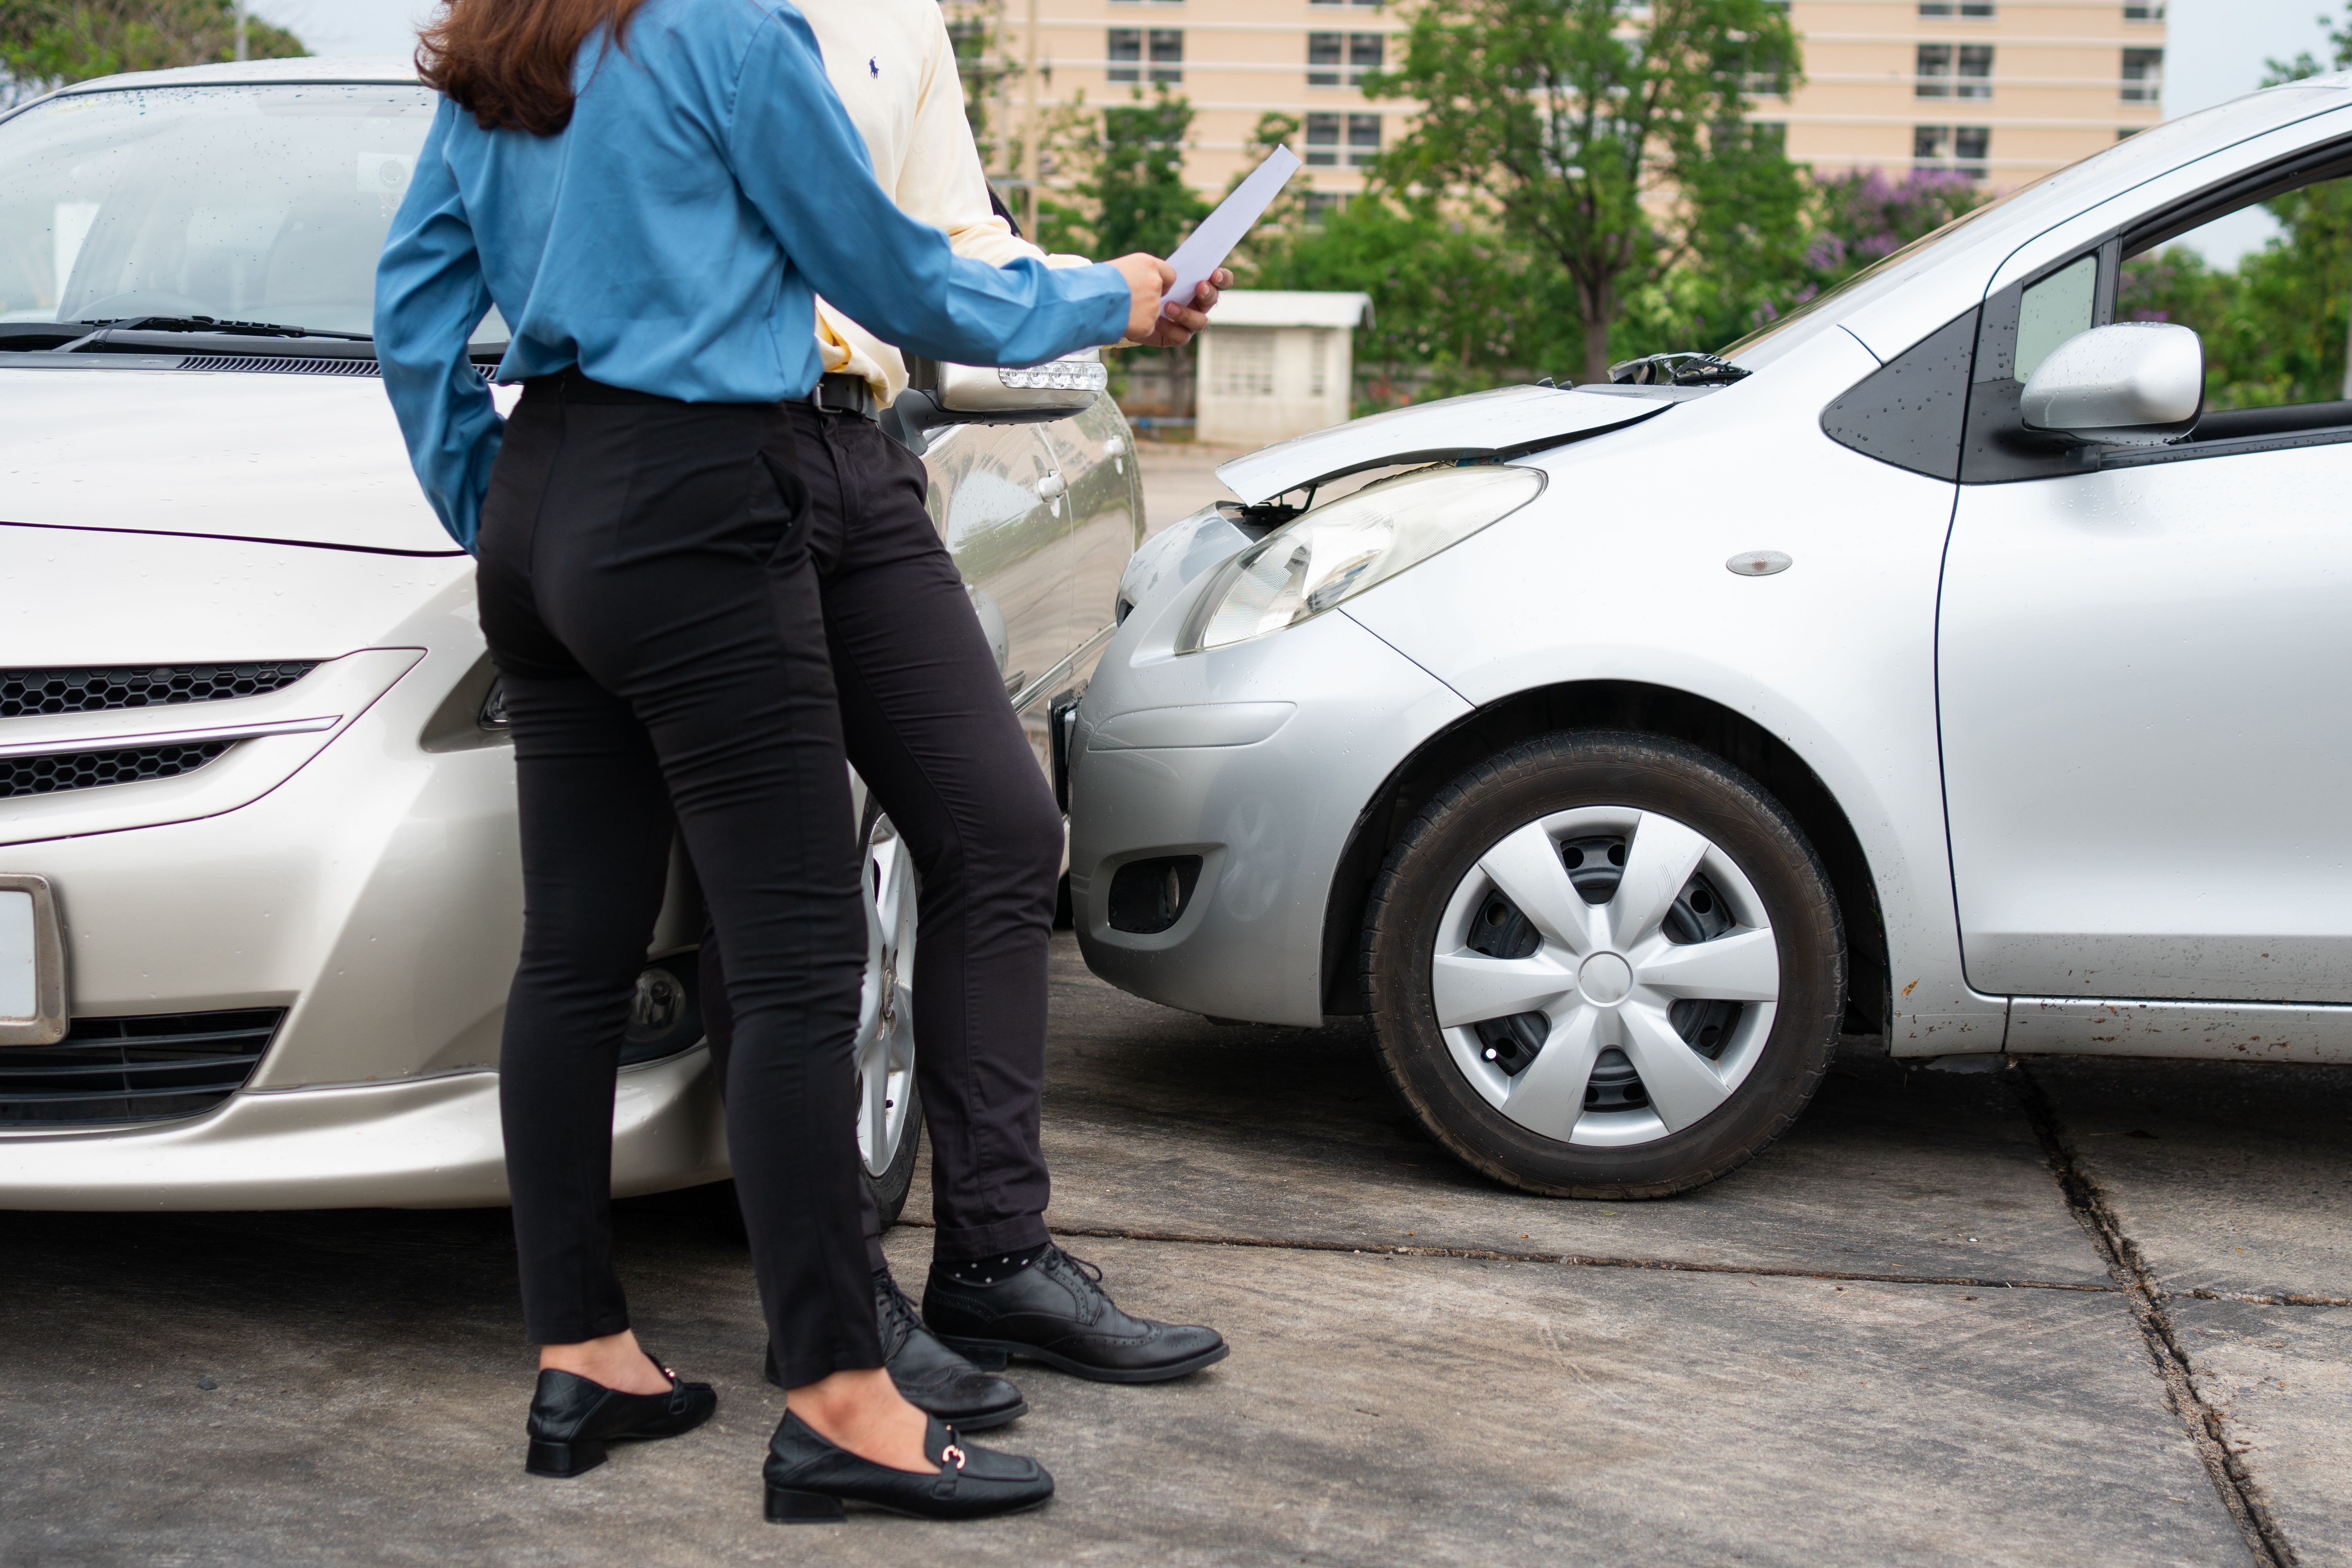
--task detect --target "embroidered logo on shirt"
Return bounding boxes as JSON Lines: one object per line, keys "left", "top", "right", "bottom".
{"left": 869, "top": 58, "right": 879, "bottom": 78}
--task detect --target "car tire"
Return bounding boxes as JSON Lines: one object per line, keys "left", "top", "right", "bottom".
{"left": 1362, "top": 730, "right": 1844, "bottom": 1199}
{"left": 857, "top": 800, "right": 924, "bottom": 1229}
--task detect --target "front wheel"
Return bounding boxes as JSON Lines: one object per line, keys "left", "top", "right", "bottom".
{"left": 1363, "top": 731, "right": 1844, "bottom": 1199}
{"left": 855, "top": 808, "right": 924, "bottom": 1225}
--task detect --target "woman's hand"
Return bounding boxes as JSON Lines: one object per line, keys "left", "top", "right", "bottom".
{"left": 1129, "top": 268, "right": 1233, "bottom": 349}
{"left": 1109, "top": 254, "right": 1178, "bottom": 345}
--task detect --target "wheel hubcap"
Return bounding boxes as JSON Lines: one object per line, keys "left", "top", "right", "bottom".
{"left": 1576, "top": 951, "right": 1634, "bottom": 1006}
{"left": 854, "top": 814, "right": 919, "bottom": 1178}
{"left": 1429, "top": 806, "right": 1780, "bottom": 1149}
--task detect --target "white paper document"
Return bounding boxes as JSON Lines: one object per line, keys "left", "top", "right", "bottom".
{"left": 1163, "top": 145, "right": 1303, "bottom": 314}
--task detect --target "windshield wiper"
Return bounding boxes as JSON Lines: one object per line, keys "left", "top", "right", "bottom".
{"left": 54, "top": 316, "right": 374, "bottom": 352}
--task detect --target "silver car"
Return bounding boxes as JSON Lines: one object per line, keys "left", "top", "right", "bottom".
{"left": 1071, "top": 73, "right": 2352, "bottom": 1198}
{"left": 0, "top": 58, "right": 1138, "bottom": 1216}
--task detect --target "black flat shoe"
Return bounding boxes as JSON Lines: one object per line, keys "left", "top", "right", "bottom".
{"left": 763, "top": 1410, "right": 1052, "bottom": 1523}
{"left": 524, "top": 1354, "right": 717, "bottom": 1478}
{"left": 762, "top": 1274, "right": 1027, "bottom": 1430}
{"left": 922, "top": 1244, "right": 1229, "bottom": 1384}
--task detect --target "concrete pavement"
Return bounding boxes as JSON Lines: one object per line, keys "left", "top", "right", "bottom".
{"left": 5, "top": 936, "right": 2348, "bottom": 1566}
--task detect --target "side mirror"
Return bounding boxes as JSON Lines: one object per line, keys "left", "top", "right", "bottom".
{"left": 2020, "top": 322, "right": 2202, "bottom": 448}
{"left": 884, "top": 350, "right": 1107, "bottom": 456}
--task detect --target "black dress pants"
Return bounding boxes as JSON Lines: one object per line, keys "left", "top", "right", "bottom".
{"left": 479, "top": 374, "right": 881, "bottom": 1383}
{"left": 701, "top": 402, "right": 1062, "bottom": 1270}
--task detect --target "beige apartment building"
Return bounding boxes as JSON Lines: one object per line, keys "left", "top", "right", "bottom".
{"left": 948, "top": 0, "right": 2170, "bottom": 209}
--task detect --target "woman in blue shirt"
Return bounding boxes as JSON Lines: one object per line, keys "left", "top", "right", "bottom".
{"left": 376, "top": 0, "right": 1171, "bottom": 1523}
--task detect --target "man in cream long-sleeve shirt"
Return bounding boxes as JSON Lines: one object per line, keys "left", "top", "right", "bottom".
{"left": 697, "top": 0, "right": 1236, "bottom": 1429}
{"left": 801, "top": 0, "right": 1209, "bottom": 403}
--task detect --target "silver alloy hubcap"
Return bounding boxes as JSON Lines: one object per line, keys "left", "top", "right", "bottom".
{"left": 1430, "top": 806, "right": 1780, "bottom": 1149}
{"left": 854, "top": 813, "right": 919, "bottom": 1178}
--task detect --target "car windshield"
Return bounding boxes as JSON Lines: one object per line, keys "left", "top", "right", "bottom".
{"left": 0, "top": 82, "right": 503, "bottom": 346}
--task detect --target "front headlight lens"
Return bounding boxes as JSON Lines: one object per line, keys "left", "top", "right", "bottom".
{"left": 1178, "top": 465, "right": 1545, "bottom": 653}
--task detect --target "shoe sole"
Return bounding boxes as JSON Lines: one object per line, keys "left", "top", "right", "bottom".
{"left": 525, "top": 1404, "right": 717, "bottom": 1478}
{"left": 766, "top": 1485, "right": 1054, "bottom": 1524}
{"left": 938, "top": 1337, "right": 1230, "bottom": 1385}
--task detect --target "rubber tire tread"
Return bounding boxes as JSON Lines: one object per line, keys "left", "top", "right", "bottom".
{"left": 1361, "top": 729, "right": 1844, "bottom": 1200}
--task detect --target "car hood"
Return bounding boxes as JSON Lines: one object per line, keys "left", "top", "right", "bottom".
{"left": 1213, "top": 383, "right": 1699, "bottom": 505}
{"left": 0, "top": 367, "right": 465, "bottom": 557}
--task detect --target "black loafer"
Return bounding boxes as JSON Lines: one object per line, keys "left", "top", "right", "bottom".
{"left": 764, "top": 1274, "right": 1027, "bottom": 1430}
{"left": 921, "top": 1244, "right": 1229, "bottom": 1384}
{"left": 524, "top": 1354, "right": 717, "bottom": 1478}
{"left": 763, "top": 1410, "right": 1053, "bottom": 1523}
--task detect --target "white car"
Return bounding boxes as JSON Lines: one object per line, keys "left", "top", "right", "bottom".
{"left": 0, "top": 58, "right": 1138, "bottom": 1215}
{"left": 1071, "top": 74, "right": 2352, "bottom": 1198}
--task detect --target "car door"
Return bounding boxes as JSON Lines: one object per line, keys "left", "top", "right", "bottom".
{"left": 921, "top": 419, "right": 1073, "bottom": 771}
{"left": 1938, "top": 146, "right": 2352, "bottom": 1007}
{"left": 1034, "top": 396, "right": 1142, "bottom": 690}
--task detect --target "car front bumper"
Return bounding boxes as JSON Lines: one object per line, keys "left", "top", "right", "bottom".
{"left": 1070, "top": 595, "right": 1470, "bottom": 1026}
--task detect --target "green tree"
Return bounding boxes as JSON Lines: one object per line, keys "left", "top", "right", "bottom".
{"left": 1370, "top": 0, "right": 1802, "bottom": 383}
{"left": 2, "top": 0, "right": 303, "bottom": 96}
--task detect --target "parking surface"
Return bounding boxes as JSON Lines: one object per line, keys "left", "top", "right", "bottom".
{"left": 5, "top": 935, "right": 2349, "bottom": 1566}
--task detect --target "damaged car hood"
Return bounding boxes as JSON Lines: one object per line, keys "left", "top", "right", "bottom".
{"left": 1214, "top": 382, "right": 1700, "bottom": 505}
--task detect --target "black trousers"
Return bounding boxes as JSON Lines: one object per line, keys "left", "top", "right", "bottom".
{"left": 701, "top": 403, "right": 1061, "bottom": 1270}
{"left": 480, "top": 374, "right": 881, "bottom": 1383}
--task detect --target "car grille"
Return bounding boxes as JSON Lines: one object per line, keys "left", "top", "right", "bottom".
{"left": 0, "top": 1008, "right": 281, "bottom": 1126}
{"left": 171, "top": 358, "right": 496, "bottom": 380}
{"left": 174, "top": 356, "right": 382, "bottom": 376}
{"left": 2, "top": 662, "right": 316, "bottom": 719}
{"left": 2, "top": 741, "right": 234, "bottom": 799}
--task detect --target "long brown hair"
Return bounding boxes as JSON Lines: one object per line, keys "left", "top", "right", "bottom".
{"left": 416, "top": 0, "right": 651, "bottom": 135}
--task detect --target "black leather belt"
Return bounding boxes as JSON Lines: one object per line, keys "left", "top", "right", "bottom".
{"left": 799, "top": 372, "right": 879, "bottom": 420}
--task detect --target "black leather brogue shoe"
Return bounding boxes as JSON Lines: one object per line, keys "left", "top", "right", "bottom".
{"left": 762, "top": 1410, "right": 1053, "bottom": 1523}
{"left": 524, "top": 1354, "right": 718, "bottom": 1478}
{"left": 921, "top": 1244, "right": 1229, "bottom": 1383}
{"left": 762, "top": 1275, "right": 1028, "bottom": 1430}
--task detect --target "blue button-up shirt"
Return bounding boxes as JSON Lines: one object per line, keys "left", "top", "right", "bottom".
{"left": 375, "top": 0, "right": 1130, "bottom": 550}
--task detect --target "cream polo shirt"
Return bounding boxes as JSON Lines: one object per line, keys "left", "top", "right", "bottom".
{"left": 798, "top": 0, "right": 1090, "bottom": 405}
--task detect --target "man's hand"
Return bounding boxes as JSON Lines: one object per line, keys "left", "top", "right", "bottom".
{"left": 1110, "top": 254, "right": 1178, "bottom": 345}
{"left": 1127, "top": 268, "right": 1233, "bottom": 349}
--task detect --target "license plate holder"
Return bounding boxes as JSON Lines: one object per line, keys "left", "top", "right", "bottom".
{"left": 0, "top": 873, "right": 67, "bottom": 1045}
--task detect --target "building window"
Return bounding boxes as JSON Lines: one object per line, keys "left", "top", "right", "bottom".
{"left": 1347, "top": 113, "right": 1382, "bottom": 166}
{"left": 1303, "top": 190, "right": 1346, "bottom": 225}
{"left": 1149, "top": 30, "right": 1183, "bottom": 83}
{"left": 2124, "top": 3, "right": 2164, "bottom": 18}
{"left": 1108, "top": 29, "right": 1140, "bottom": 82}
{"left": 1305, "top": 112, "right": 1341, "bottom": 166}
{"left": 1348, "top": 33, "right": 1384, "bottom": 83}
{"left": 1956, "top": 44, "right": 1992, "bottom": 98}
{"left": 1308, "top": 32, "right": 1342, "bottom": 87}
{"left": 1918, "top": 1, "right": 1993, "bottom": 13}
{"left": 1916, "top": 44, "right": 1951, "bottom": 97}
{"left": 2122, "top": 47, "right": 2163, "bottom": 103}
{"left": 1915, "top": 125, "right": 1989, "bottom": 179}
{"left": 1309, "top": 330, "right": 1330, "bottom": 397}
{"left": 1211, "top": 329, "right": 1277, "bottom": 398}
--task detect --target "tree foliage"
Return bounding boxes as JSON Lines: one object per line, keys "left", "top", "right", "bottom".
{"left": 2, "top": 0, "right": 303, "bottom": 99}
{"left": 1368, "top": 0, "right": 1802, "bottom": 382}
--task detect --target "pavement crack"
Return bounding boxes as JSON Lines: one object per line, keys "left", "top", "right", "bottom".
{"left": 2012, "top": 1063, "right": 2298, "bottom": 1568}
{"left": 910, "top": 1217, "right": 2121, "bottom": 1292}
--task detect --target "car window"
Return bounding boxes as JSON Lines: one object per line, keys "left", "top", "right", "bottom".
{"left": 0, "top": 83, "right": 505, "bottom": 346}
{"left": 2119, "top": 161, "right": 2352, "bottom": 417}
{"left": 2014, "top": 254, "right": 2098, "bottom": 383}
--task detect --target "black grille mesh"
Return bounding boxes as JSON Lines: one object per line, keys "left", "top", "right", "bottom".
{"left": 2, "top": 741, "right": 233, "bottom": 799}
{"left": 2, "top": 662, "right": 315, "bottom": 718}
{"left": 0, "top": 1009, "right": 281, "bottom": 1125}
{"left": 174, "top": 355, "right": 381, "bottom": 376}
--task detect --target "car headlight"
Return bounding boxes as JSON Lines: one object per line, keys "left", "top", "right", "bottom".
{"left": 1177, "top": 465, "right": 1545, "bottom": 653}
